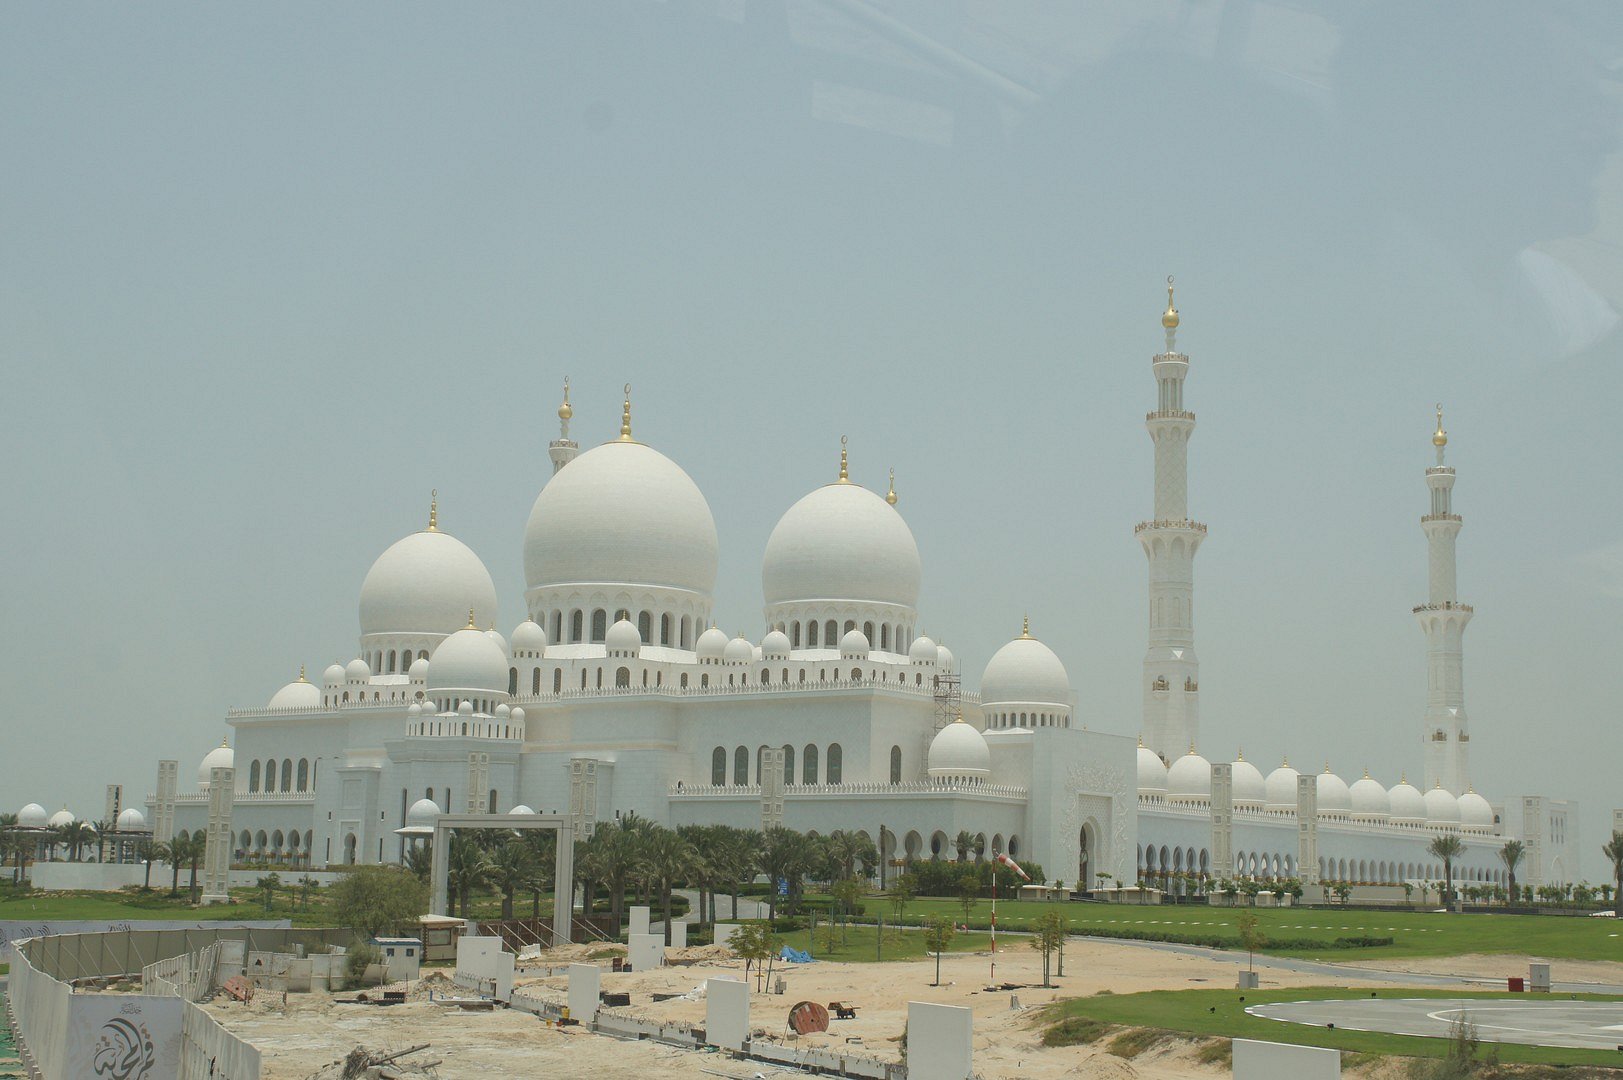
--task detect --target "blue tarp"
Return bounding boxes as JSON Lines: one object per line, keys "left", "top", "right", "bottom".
{"left": 779, "top": 946, "right": 814, "bottom": 963}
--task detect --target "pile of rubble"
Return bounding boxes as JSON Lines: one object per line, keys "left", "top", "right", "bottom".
{"left": 304, "top": 1043, "right": 439, "bottom": 1079}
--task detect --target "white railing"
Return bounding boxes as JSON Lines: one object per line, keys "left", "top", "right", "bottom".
{"left": 1137, "top": 793, "right": 1500, "bottom": 840}
{"left": 671, "top": 780, "right": 1028, "bottom": 799}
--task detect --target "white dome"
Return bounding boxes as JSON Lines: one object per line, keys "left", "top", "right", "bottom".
{"left": 457, "top": 699, "right": 475, "bottom": 715}
{"left": 696, "top": 625, "right": 728, "bottom": 660}
{"left": 427, "top": 627, "right": 509, "bottom": 694}
{"left": 927, "top": 718, "right": 990, "bottom": 778}
{"left": 406, "top": 798, "right": 441, "bottom": 827}
{"left": 511, "top": 620, "right": 547, "bottom": 654}
{"left": 935, "top": 644, "right": 956, "bottom": 673}
{"left": 908, "top": 635, "right": 938, "bottom": 664}
{"left": 1350, "top": 772, "right": 1391, "bottom": 817}
{"left": 407, "top": 702, "right": 422, "bottom": 717}
{"left": 409, "top": 657, "right": 429, "bottom": 679}
{"left": 606, "top": 618, "right": 642, "bottom": 655}
{"left": 508, "top": 805, "right": 536, "bottom": 816}
{"left": 116, "top": 808, "right": 146, "bottom": 831}
{"left": 17, "top": 803, "right": 48, "bottom": 828}
{"left": 524, "top": 440, "right": 718, "bottom": 598}
{"left": 198, "top": 742, "right": 235, "bottom": 786}
{"left": 1166, "top": 749, "right": 1212, "bottom": 799}
{"left": 1264, "top": 762, "right": 1301, "bottom": 810}
{"left": 1316, "top": 768, "right": 1352, "bottom": 813}
{"left": 1424, "top": 784, "right": 1461, "bottom": 824}
{"left": 359, "top": 526, "right": 497, "bottom": 637}
{"left": 979, "top": 634, "right": 1071, "bottom": 708}
{"left": 495, "top": 703, "right": 511, "bottom": 717}
{"left": 839, "top": 629, "right": 870, "bottom": 659}
{"left": 1388, "top": 778, "right": 1427, "bottom": 821}
{"left": 323, "top": 663, "right": 345, "bottom": 686}
{"left": 510, "top": 706, "right": 525, "bottom": 727}
{"left": 1458, "top": 790, "right": 1494, "bottom": 828}
{"left": 346, "top": 658, "right": 371, "bottom": 681}
{"left": 484, "top": 628, "right": 509, "bottom": 655}
{"left": 1230, "top": 757, "right": 1266, "bottom": 805}
{"left": 762, "top": 481, "right": 921, "bottom": 609}
{"left": 47, "top": 807, "right": 75, "bottom": 829}
{"left": 268, "top": 673, "right": 320, "bottom": 710}
{"left": 724, "top": 634, "right": 754, "bottom": 663}
{"left": 1136, "top": 744, "right": 1168, "bottom": 793}
{"left": 761, "top": 630, "right": 791, "bottom": 659}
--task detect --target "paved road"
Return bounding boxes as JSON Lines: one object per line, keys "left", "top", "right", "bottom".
{"left": 1247, "top": 997, "right": 1623, "bottom": 1050}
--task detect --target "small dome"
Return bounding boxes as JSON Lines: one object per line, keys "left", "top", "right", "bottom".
{"left": 360, "top": 525, "right": 497, "bottom": 638}
{"left": 1316, "top": 767, "right": 1352, "bottom": 813}
{"left": 508, "top": 804, "right": 536, "bottom": 816}
{"left": 763, "top": 481, "right": 921, "bottom": 610}
{"left": 406, "top": 798, "right": 442, "bottom": 827}
{"left": 1230, "top": 756, "right": 1266, "bottom": 806}
{"left": 1424, "top": 784, "right": 1461, "bottom": 824}
{"left": 606, "top": 618, "right": 642, "bottom": 655}
{"left": 1166, "top": 749, "right": 1212, "bottom": 799}
{"left": 457, "top": 699, "right": 475, "bottom": 715}
{"left": 47, "top": 807, "right": 76, "bottom": 829}
{"left": 510, "top": 706, "right": 525, "bottom": 726}
{"left": 116, "top": 808, "right": 146, "bottom": 831}
{"left": 17, "top": 803, "right": 48, "bottom": 828}
{"left": 198, "top": 742, "right": 235, "bottom": 786}
{"left": 1350, "top": 772, "right": 1391, "bottom": 818}
{"left": 346, "top": 658, "right": 371, "bottom": 681}
{"left": 409, "top": 657, "right": 428, "bottom": 679}
{"left": 323, "top": 663, "right": 345, "bottom": 686}
{"left": 696, "top": 625, "right": 729, "bottom": 660}
{"left": 908, "top": 635, "right": 938, "bottom": 664}
{"left": 268, "top": 672, "right": 320, "bottom": 710}
{"left": 511, "top": 620, "right": 548, "bottom": 654}
{"left": 1388, "top": 778, "right": 1426, "bottom": 822}
{"left": 407, "top": 702, "right": 422, "bottom": 717}
{"left": 724, "top": 634, "right": 754, "bottom": 664}
{"left": 927, "top": 717, "right": 990, "bottom": 779}
{"left": 484, "top": 628, "right": 509, "bottom": 655}
{"left": 427, "top": 627, "right": 509, "bottom": 694}
{"left": 1264, "top": 761, "right": 1301, "bottom": 810}
{"left": 1136, "top": 744, "right": 1168, "bottom": 793}
{"left": 979, "top": 633, "right": 1070, "bottom": 709}
{"left": 495, "top": 703, "right": 511, "bottom": 717}
{"left": 1458, "top": 790, "right": 1494, "bottom": 828}
{"left": 839, "top": 629, "right": 870, "bottom": 659}
{"left": 761, "top": 630, "right": 791, "bottom": 659}
{"left": 935, "top": 644, "right": 956, "bottom": 673}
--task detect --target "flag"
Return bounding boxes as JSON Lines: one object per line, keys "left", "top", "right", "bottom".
{"left": 996, "top": 853, "right": 1031, "bottom": 881}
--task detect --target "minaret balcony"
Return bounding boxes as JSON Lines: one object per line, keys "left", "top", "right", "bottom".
{"left": 1136, "top": 518, "right": 1207, "bottom": 534}
{"left": 1146, "top": 410, "right": 1196, "bottom": 422}
{"left": 1412, "top": 600, "right": 1473, "bottom": 614}
{"left": 1421, "top": 513, "right": 1462, "bottom": 523}
{"left": 1425, "top": 466, "right": 1455, "bottom": 477}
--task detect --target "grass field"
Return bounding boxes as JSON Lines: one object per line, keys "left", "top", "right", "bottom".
{"left": 1042, "top": 986, "right": 1623, "bottom": 1068}
{"left": 776, "top": 923, "right": 992, "bottom": 963}
{"left": 879, "top": 898, "right": 1623, "bottom": 962}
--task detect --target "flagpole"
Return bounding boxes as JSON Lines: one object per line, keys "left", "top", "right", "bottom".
{"left": 990, "top": 858, "right": 997, "bottom": 983}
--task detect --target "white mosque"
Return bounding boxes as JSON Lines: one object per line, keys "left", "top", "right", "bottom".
{"left": 16, "top": 286, "right": 1582, "bottom": 893}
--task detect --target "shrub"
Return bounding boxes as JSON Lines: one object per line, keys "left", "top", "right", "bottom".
{"left": 1043, "top": 1016, "right": 1110, "bottom": 1047}
{"left": 345, "top": 941, "right": 380, "bottom": 981}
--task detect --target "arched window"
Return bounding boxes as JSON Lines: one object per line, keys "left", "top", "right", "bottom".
{"left": 824, "top": 619, "right": 837, "bottom": 644}
{"left": 661, "top": 613, "right": 672, "bottom": 645}
{"left": 595, "top": 667, "right": 603, "bottom": 688}
{"left": 552, "top": 669, "right": 562, "bottom": 693}
{"left": 827, "top": 743, "right": 843, "bottom": 784}
{"left": 803, "top": 744, "right": 819, "bottom": 784}
{"left": 798, "top": 669, "right": 806, "bottom": 683}
{"left": 551, "top": 611, "right": 562, "bottom": 643}
{"left": 489, "top": 789, "right": 498, "bottom": 814}
{"left": 616, "top": 666, "right": 631, "bottom": 688}
{"left": 681, "top": 615, "right": 692, "bottom": 649}
{"left": 863, "top": 620, "right": 875, "bottom": 642}
{"left": 570, "top": 610, "right": 584, "bottom": 642}
{"left": 791, "top": 622, "right": 801, "bottom": 647}
{"left": 248, "top": 760, "right": 261, "bottom": 792}
{"left": 509, "top": 668, "right": 518, "bottom": 695}
{"left": 533, "top": 668, "right": 542, "bottom": 694}
{"left": 808, "top": 621, "right": 819, "bottom": 647}
{"left": 680, "top": 672, "right": 689, "bottom": 688}
{"left": 880, "top": 625, "right": 890, "bottom": 650}
{"left": 712, "top": 747, "right": 726, "bottom": 785}
{"left": 580, "top": 669, "right": 588, "bottom": 690}
{"left": 890, "top": 745, "right": 902, "bottom": 783}
{"left": 734, "top": 745, "right": 748, "bottom": 785}
{"left": 701, "top": 673, "right": 709, "bottom": 687}
{"left": 850, "top": 667, "right": 862, "bottom": 681}
{"left": 387, "top": 649, "right": 397, "bottom": 673}
{"left": 591, "top": 610, "right": 607, "bottom": 642}
{"left": 297, "top": 759, "right": 309, "bottom": 791}
{"left": 264, "top": 760, "right": 277, "bottom": 793}
{"left": 783, "top": 744, "right": 795, "bottom": 782}
{"left": 761, "top": 668, "right": 770, "bottom": 684}
{"left": 638, "top": 611, "right": 652, "bottom": 644}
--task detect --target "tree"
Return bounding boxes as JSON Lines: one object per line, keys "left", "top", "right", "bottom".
{"left": 184, "top": 834, "right": 205, "bottom": 903}
{"left": 644, "top": 829, "right": 693, "bottom": 943}
{"left": 93, "top": 819, "right": 114, "bottom": 864}
{"left": 758, "top": 827, "right": 813, "bottom": 921}
{"left": 298, "top": 875, "right": 318, "bottom": 911}
{"left": 953, "top": 830, "right": 974, "bottom": 863}
{"left": 492, "top": 840, "right": 541, "bottom": 921}
{"left": 447, "top": 833, "right": 496, "bottom": 918}
{"left": 1427, "top": 835, "right": 1464, "bottom": 907}
{"left": 1604, "top": 832, "right": 1623, "bottom": 918}
{"left": 1031, "top": 910, "right": 1067, "bottom": 988}
{"left": 1236, "top": 911, "right": 1266, "bottom": 973}
{"left": 404, "top": 844, "right": 433, "bottom": 883}
{"left": 1498, "top": 840, "right": 1524, "bottom": 908}
{"left": 957, "top": 871, "right": 979, "bottom": 923}
{"left": 332, "top": 864, "right": 428, "bottom": 938}
{"left": 728, "top": 920, "right": 780, "bottom": 991}
{"left": 256, "top": 873, "right": 281, "bottom": 914}
{"left": 57, "top": 821, "right": 95, "bottom": 863}
{"left": 886, "top": 873, "right": 916, "bottom": 925}
{"left": 129, "top": 839, "right": 159, "bottom": 890}
{"left": 923, "top": 914, "right": 955, "bottom": 986}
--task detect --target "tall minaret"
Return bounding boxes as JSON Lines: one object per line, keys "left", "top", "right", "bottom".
{"left": 549, "top": 376, "right": 579, "bottom": 474}
{"left": 1415, "top": 405, "right": 1472, "bottom": 793}
{"left": 1137, "top": 278, "right": 1206, "bottom": 760}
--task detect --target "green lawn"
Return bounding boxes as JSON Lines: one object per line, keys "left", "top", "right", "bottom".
{"left": 0, "top": 886, "right": 333, "bottom": 927}
{"left": 776, "top": 923, "right": 992, "bottom": 963}
{"left": 880, "top": 899, "right": 1623, "bottom": 962}
{"left": 1043, "top": 986, "right": 1623, "bottom": 1068}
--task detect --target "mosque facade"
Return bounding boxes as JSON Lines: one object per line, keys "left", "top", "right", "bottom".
{"left": 18, "top": 290, "right": 1581, "bottom": 893}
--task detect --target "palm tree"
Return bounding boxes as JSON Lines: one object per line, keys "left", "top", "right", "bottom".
{"left": 93, "top": 819, "right": 114, "bottom": 864}
{"left": 720, "top": 827, "right": 759, "bottom": 919}
{"left": 447, "top": 833, "right": 496, "bottom": 918}
{"left": 492, "top": 840, "right": 541, "bottom": 920}
{"left": 180, "top": 834, "right": 206, "bottom": 902}
{"left": 134, "top": 839, "right": 161, "bottom": 890}
{"left": 1427, "top": 834, "right": 1464, "bottom": 907}
{"left": 404, "top": 844, "right": 433, "bottom": 884}
{"left": 1498, "top": 840, "right": 1524, "bottom": 908}
{"left": 159, "top": 840, "right": 183, "bottom": 895}
{"left": 644, "top": 829, "right": 693, "bottom": 943}
{"left": 758, "top": 827, "right": 813, "bottom": 920}
{"left": 58, "top": 821, "right": 95, "bottom": 863}
{"left": 1604, "top": 832, "right": 1623, "bottom": 918}
{"left": 520, "top": 830, "right": 555, "bottom": 919}
{"left": 954, "top": 830, "right": 974, "bottom": 863}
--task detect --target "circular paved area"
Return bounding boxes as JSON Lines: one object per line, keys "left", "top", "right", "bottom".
{"left": 1246, "top": 998, "right": 1623, "bottom": 1050}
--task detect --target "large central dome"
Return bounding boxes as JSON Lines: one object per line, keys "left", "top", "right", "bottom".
{"left": 359, "top": 527, "right": 497, "bottom": 638}
{"left": 762, "top": 482, "right": 921, "bottom": 608}
{"left": 525, "top": 440, "right": 718, "bottom": 597}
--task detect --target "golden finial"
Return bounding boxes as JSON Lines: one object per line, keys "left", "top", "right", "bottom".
{"left": 837, "top": 435, "right": 850, "bottom": 483}
{"left": 1021, "top": 614, "right": 1031, "bottom": 639}
{"left": 1363, "top": 768, "right": 1371, "bottom": 779}
{"left": 954, "top": 711, "right": 965, "bottom": 724}
{"left": 467, "top": 607, "right": 477, "bottom": 629}
{"left": 298, "top": 665, "right": 307, "bottom": 682}
{"left": 1188, "top": 741, "right": 1197, "bottom": 755}
{"left": 1324, "top": 761, "right": 1332, "bottom": 774}
{"left": 885, "top": 468, "right": 897, "bottom": 505}
{"left": 1282, "top": 755, "right": 1290, "bottom": 768}
{"left": 1400, "top": 771, "right": 1408, "bottom": 784}
{"left": 1161, "top": 275, "right": 1179, "bottom": 330}
{"left": 1138, "top": 734, "right": 1144, "bottom": 747}
{"left": 1432, "top": 403, "right": 1447, "bottom": 448}
{"left": 1236, "top": 747, "right": 1244, "bottom": 761}
{"left": 220, "top": 736, "right": 229, "bottom": 747}
{"left": 618, "top": 383, "right": 634, "bottom": 441}
{"left": 428, "top": 489, "right": 438, "bottom": 531}
{"left": 559, "top": 376, "right": 572, "bottom": 421}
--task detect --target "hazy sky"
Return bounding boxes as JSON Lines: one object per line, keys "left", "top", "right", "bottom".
{"left": 3, "top": 2, "right": 1619, "bottom": 880}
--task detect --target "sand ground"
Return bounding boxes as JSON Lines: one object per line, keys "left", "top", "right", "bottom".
{"left": 207, "top": 937, "right": 1467, "bottom": 1079}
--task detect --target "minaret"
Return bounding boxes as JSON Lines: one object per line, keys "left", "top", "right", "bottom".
{"left": 1414, "top": 405, "right": 1472, "bottom": 793}
{"left": 549, "top": 377, "right": 579, "bottom": 474}
{"left": 1137, "top": 278, "right": 1206, "bottom": 760}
